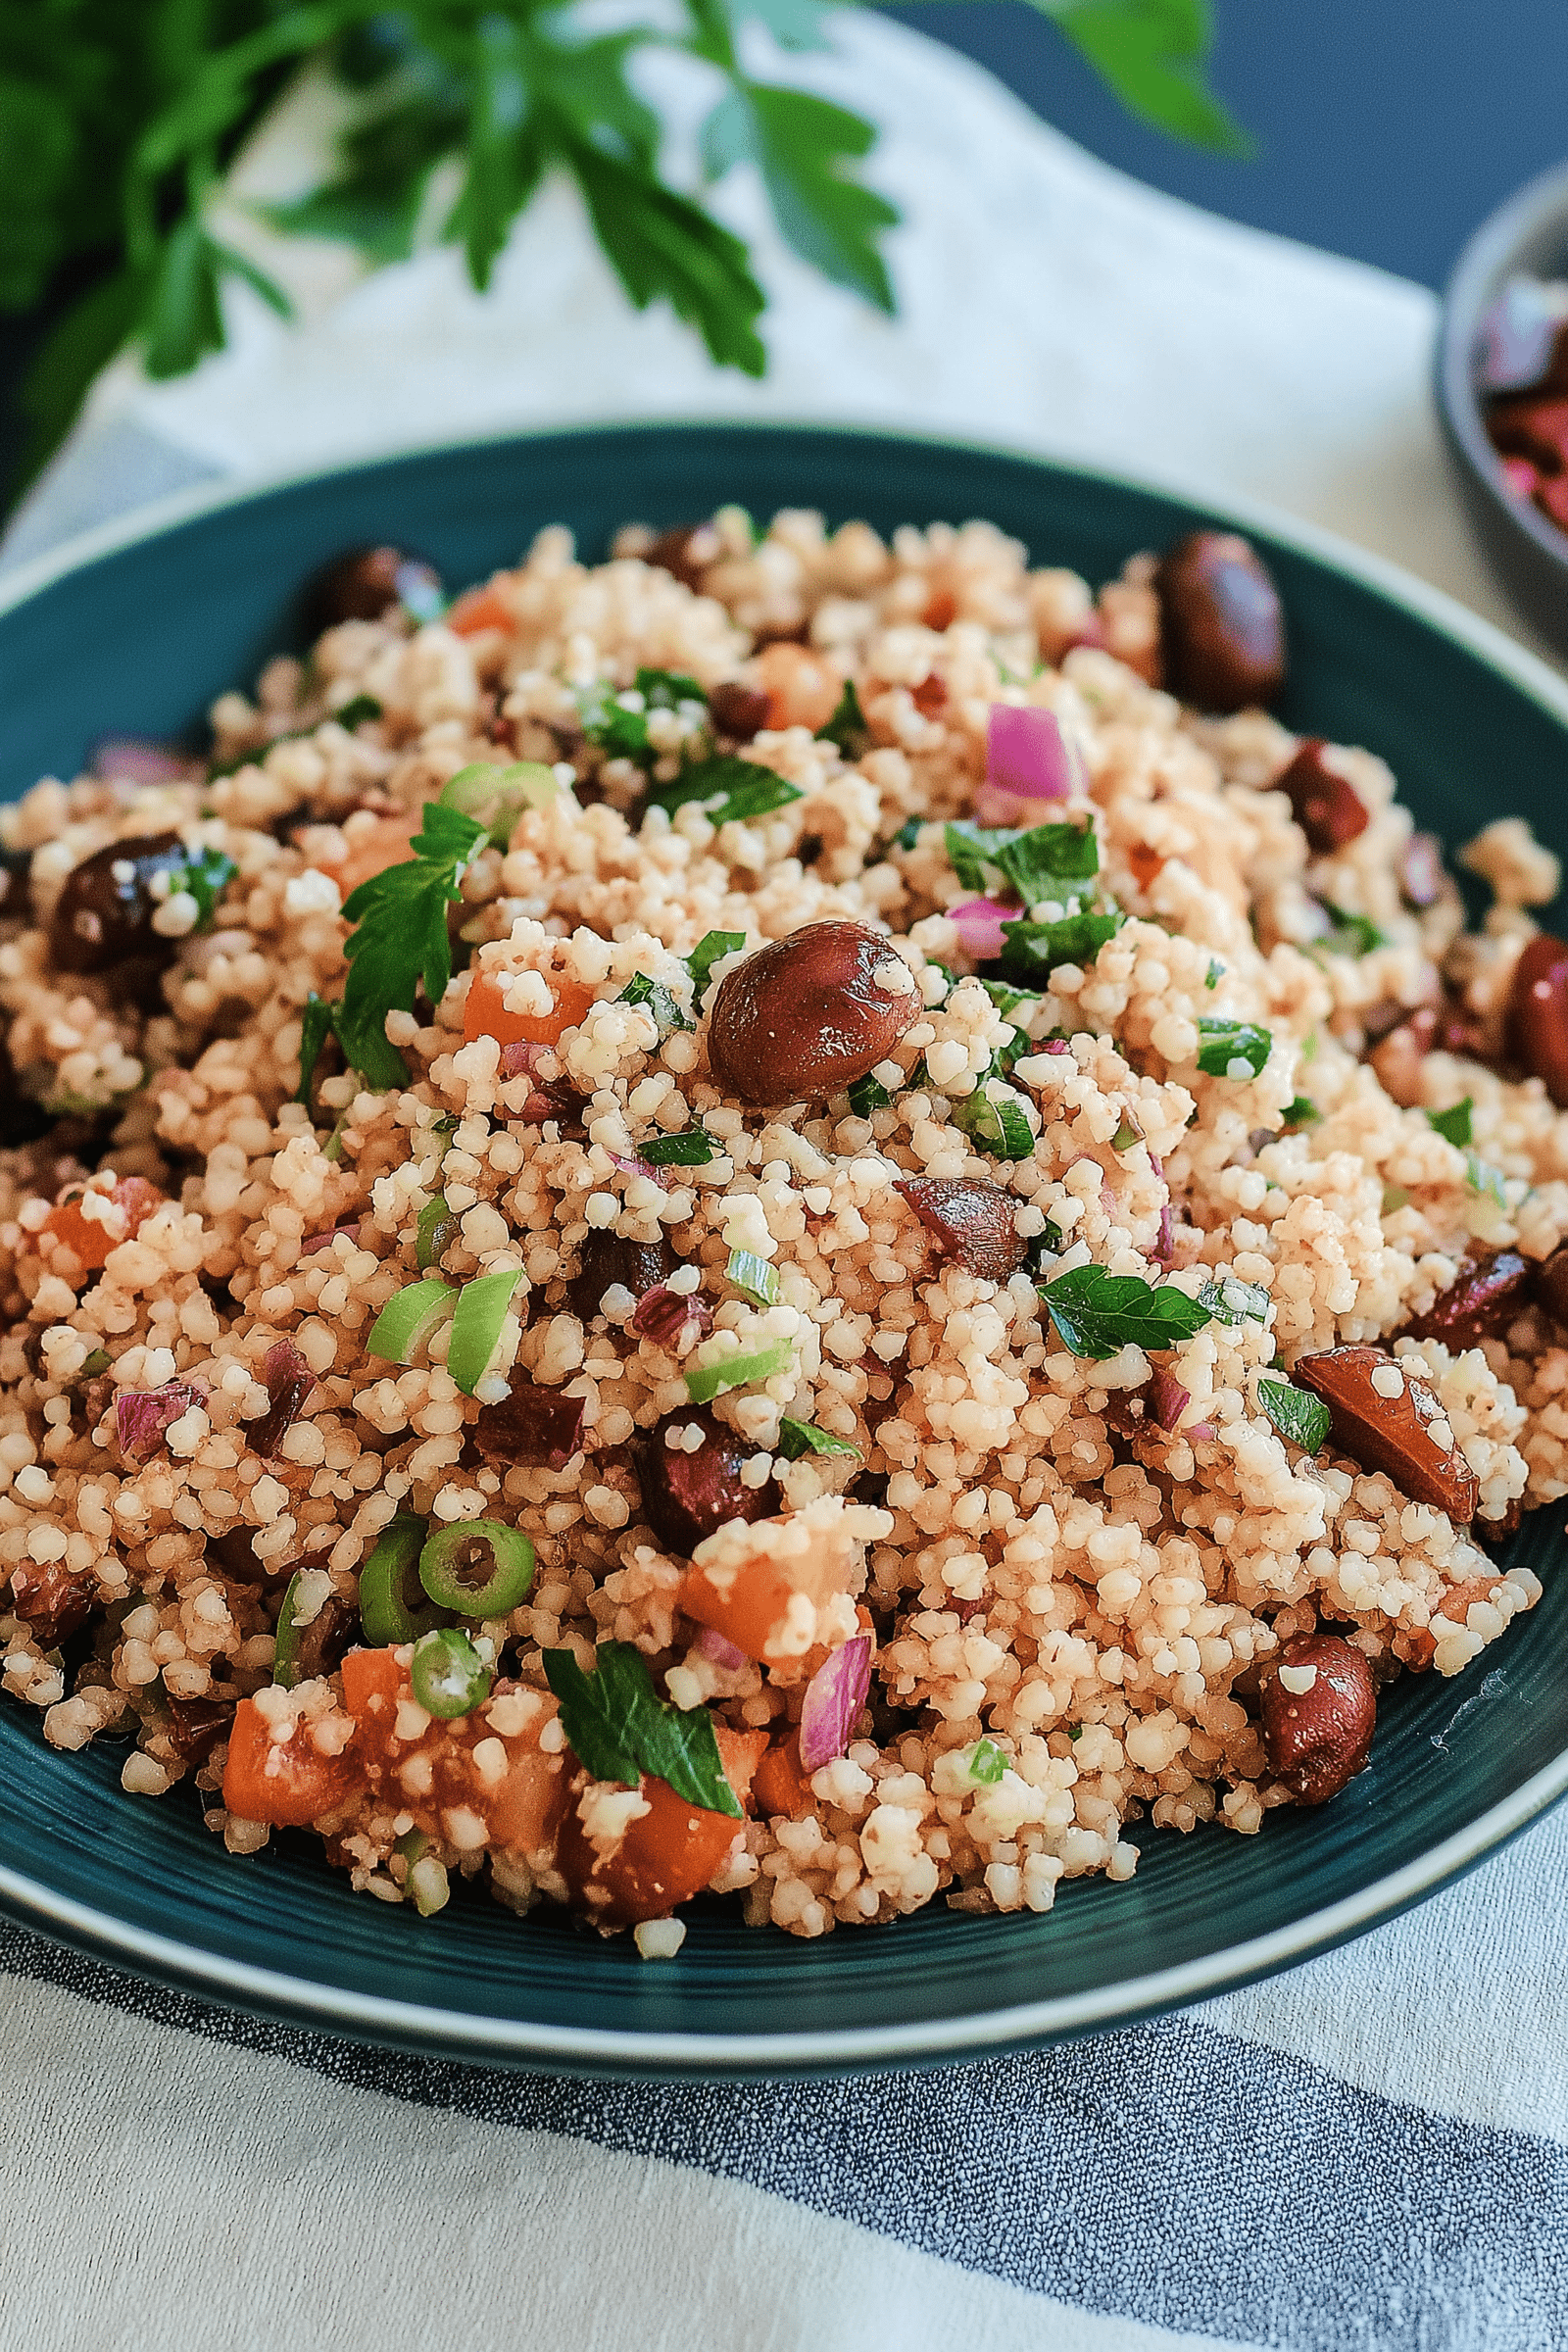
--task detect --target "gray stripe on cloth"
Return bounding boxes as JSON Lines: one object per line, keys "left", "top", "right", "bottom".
{"left": 3, "top": 1917, "right": 1563, "bottom": 2351}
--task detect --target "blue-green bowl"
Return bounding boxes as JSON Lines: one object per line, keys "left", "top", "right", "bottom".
{"left": 3, "top": 423, "right": 1567, "bottom": 2080}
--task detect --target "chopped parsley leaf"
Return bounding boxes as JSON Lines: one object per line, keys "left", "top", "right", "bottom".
{"left": 543, "top": 1642, "right": 741, "bottom": 1816}
{"left": 1196, "top": 1017, "right": 1272, "bottom": 1080}
{"left": 1038, "top": 1265, "right": 1211, "bottom": 1359}
{"left": 1427, "top": 1099, "right": 1474, "bottom": 1149}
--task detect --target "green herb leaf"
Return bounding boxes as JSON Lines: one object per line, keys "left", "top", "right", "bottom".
{"left": 447, "top": 1268, "right": 525, "bottom": 1395}
{"left": 684, "top": 1338, "right": 795, "bottom": 1403}
{"left": 1466, "top": 1152, "right": 1507, "bottom": 1208}
{"left": 296, "top": 994, "right": 337, "bottom": 1106}
{"left": 953, "top": 1078, "right": 1035, "bottom": 1160}
{"left": 981, "top": 977, "right": 1040, "bottom": 1019}
{"left": 576, "top": 670, "right": 706, "bottom": 769}
{"left": 570, "top": 140, "right": 766, "bottom": 376}
{"left": 726, "top": 1248, "right": 780, "bottom": 1305}
{"left": 815, "top": 677, "right": 870, "bottom": 758}
{"left": 335, "top": 801, "right": 488, "bottom": 1089}
{"left": 649, "top": 756, "right": 804, "bottom": 826}
{"left": 892, "top": 816, "right": 923, "bottom": 854}
{"left": 967, "top": 1737, "right": 1007, "bottom": 1785}
{"left": 1198, "top": 1274, "right": 1271, "bottom": 1326}
{"left": 1256, "top": 1376, "right": 1332, "bottom": 1453}
{"left": 618, "top": 971, "right": 694, "bottom": 1035}
{"left": 642, "top": 1127, "right": 718, "bottom": 1166}
{"left": 1427, "top": 1098, "right": 1474, "bottom": 1149}
{"left": 543, "top": 1640, "right": 742, "bottom": 1815}
{"left": 1204, "top": 958, "right": 1224, "bottom": 989}
{"left": 1000, "top": 906, "right": 1124, "bottom": 979}
{"left": 1315, "top": 902, "right": 1387, "bottom": 958}
{"left": 686, "top": 929, "right": 747, "bottom": 995}
{"left": 1196, "top": 1017, "right": 1272, "bottom": 1079}
{"left": 1048, "top": 0, "right": 1256, "bottom": 158}
{"left": 332, "top": 694, "right": 383, "bottom": 730}
{"left": 777, "top": 1416, "right": 861, "bottom": 1461}
{"left": 1039, "top": 1264, "right": 1211, "bottom": 1359}
{"left": 945, "top": 817, "right": 1100, "bottom": 905}
{"left": 1280, "top": 1095, "right": 1321, "bottom": 1132}
{"left": 702, "top": 83, "right": 896, "bottom": 312}
{"left": 167, "top": 845, "right": 237, "bottom": 930}
{"left": 847, "top": 1072, "right": 892, "bottom": 1117}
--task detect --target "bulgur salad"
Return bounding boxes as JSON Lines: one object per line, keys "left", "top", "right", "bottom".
{"left": 3, "top": 504, "right": 1567, "bottom": 1954}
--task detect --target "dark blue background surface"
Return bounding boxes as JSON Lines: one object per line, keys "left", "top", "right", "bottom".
{"left": 885, "top": 0, "right": 1567, "bottom": 290}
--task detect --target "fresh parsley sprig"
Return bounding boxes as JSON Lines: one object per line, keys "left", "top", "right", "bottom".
{"left": 299, "top": 801, "right": 487, "bottom": 1101}
{"left": 6, "top": 2, "right": 1248, "bottom": 490}
{"left": 544, "top": 1640, "right": 742, "bottom": 1815}
{"left": 1038, "top": 1264, "right": 1211, "bottom": 1359}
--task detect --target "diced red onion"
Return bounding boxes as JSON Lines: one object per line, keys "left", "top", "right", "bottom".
{"left": 1397, "top": 832, "right": 1446, "bottom": 910}
{"left": 301, "top": 1221, "right": 361, "bottom": 1255}
{"left": 91, "top": 737, "right": 198, "bottom": 786}
{"left": 611, "top": 1152, "right": 666, "bottom": 1190}
{"left": 632, "top": 1283, "right": 711, "bottom": 1354}
{"left": 247, "top": 1342, "right": 317, "bottom": 1457}
{"left": 117, "top": 1380, "right": 207, "bottom": 1462}
{"left": 1044, "top": 1038, "right": 1071, "bottom": 1055}
{"left": 1147, "top": 1151, "right": 1174, "bottom": 1268}
{"left": 1188, "top": 1421, "right": 1216, "bottom": 1445}
{"left": 979, "top": 704, "right": 1085, "bottom": 828}
{"left": 950, "top": 897, "right": 1013, "bottom": 962}
{"left": 798, "top": 1633, "right": 874, "bottom": 1772}
{"left": 698, "top": 1625, "right": 747, "bottom": 1670}
{"left": 1146, "top": 1367, "right": 1190, "bottom": 1431}
{"left": 500, "top": 1040, "right": 546, "bottom": 1080}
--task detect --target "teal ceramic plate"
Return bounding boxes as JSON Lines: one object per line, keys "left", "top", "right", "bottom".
{"left": 2, "top": 424, "right": 1567, "bottom": 2079}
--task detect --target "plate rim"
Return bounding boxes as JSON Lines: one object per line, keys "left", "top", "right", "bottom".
{"left": 4, "top": 415, "right": 1568, "bottom": 2071}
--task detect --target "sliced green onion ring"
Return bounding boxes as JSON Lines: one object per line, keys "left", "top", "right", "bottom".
{"left": 725, "top": 1249, "right": 779, "bottom": 1306}
{"left": 439, "top": 760, "right": 558, "bottom": 848}
{"left": 366, "top": 1278, "right": 456, "bottom": 1365}
{"left": 684, "top": 1337, "right": 795, "bottom": 1405}
{"left": 418, "top": 1518, "right": 537, "bottom": 1617}
{"left": 359, "top": 1514, "right": 451, "bottom": 1643}
{"left": 447, "top": 1268, "right": 524, "bottom": 1396}
{"left": 410, "top": 1626, "right": 493, "bottom": 1719}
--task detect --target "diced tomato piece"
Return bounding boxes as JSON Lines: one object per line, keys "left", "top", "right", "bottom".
{"left": 921, "top": 588, "right": 957, "bottom": 632}
{"left": 446, "top": 584, "right": 514, "bottom": 637}
{"left": 221, "top": 1695, "right": 364, "bottom": 1827}
{"left": 713, "top": 1724, "right": 769, "bottom": 1811}
{"left": 340, "top": 1643, "right": 402, "bottom": 1719}
{"left": 341, "top": 1644, "right": 571, "bottom": 1865}
{"left": 752, "top": 1734, "right": 814, "bottom": 1821}
{"left": 755, "top": 641, "right": 842, "bottom": 732}
{"left": 678, "top": 1521, "right": 858, "bottom": 1667}
{"left": 558, "top": 1772, "right": 745, "bottom": 1927}
{"left": 324, "top": 814, "right": 420, "bottom": 898}
{"left": 43, "top": 1175, "right": 163, "bottom": 1272}
{"left": 463, "top": 967, "right": 597, "bottom": 1050}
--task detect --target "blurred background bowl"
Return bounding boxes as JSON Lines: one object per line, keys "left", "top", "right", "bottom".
{"left": 1439, "top": 159, "right": 1568, "bottom": 657}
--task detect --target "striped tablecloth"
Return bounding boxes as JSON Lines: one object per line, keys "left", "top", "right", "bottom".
{"left": 3, "top": 20, "right": 1566, "bottom": 2347}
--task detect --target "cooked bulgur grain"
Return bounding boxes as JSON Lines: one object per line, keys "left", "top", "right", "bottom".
{"left": 2, "top": 509, "right": 1565, "bottom": 1942}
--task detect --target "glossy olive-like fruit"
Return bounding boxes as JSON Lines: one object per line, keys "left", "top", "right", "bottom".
{"left": 310, "top": 544, "right": 443, "bottom": 628}
{"left": 1260, "top": 1633, "right": 1376, "bottom": 1804}
{"left": 1153, "top": 530, "right": 1286, "bottom": 710}
{"left": 709, "top": 682, "right": 771, "bottom": 742}
{"left": 49, "top": 832, "right": 185, "bottom": 975}
{"left": 638, "top": 1406, "right": 779, "bottom": 1555}
{"left": 894, "top": 1176, "right": 1026, "bottom": 1282}
{"left": 707, "top": 920, "right": 919, "bottom": 1106}
{"left": 566, "top": 1229, "right": 675, "bottom": 1323}
{"left": 1508, "top": 932, "right": 1568, "bottom": 1105}
{"left": 1276, "top": 739, "right": 1369, "bottom": 855}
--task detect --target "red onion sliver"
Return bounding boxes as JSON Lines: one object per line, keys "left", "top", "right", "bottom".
{"left": 985, "top": 704, "right": 1084, "bottom": 805}
{"left": 247, "top": 1343, "right": 317, "bottom": 1458}
{"left": 500, "top": 1040, "right": 546, "bottom": 1080}
{"left": 1043, "top": 1038, "right": 1071, "bottom": 1055}
{"left": 611, "top": 1152, "right": 666, "bottom": 1190}
{"left": 632, "top": 1284, "right": 711, "bottom": 1354}
{"left": 91, "top": 737, "right": 199, "bottom": 787}
{"left": 950, "top": 897, "right": 1013, "bottom": 962}
{"left": 301, "top": 1221, "right": 361, "bottom": 1256}
{"left": 1188, "top": 1421, "right": 1217, "bottom": 1445}
{"left": 1146, "top": 1367, "right": 1190, "bottom": 1432}
{"left": 798, "top": 1633, "right": 874, "bottom": 1772}
{"left": 1147, "top": 1151, "right": 1174, "bottom": 1269}
{"left": 116, "top": 1381, "right": 207, "bottom": 1463}
{"left": 698, "top": 1625, "right": 747, "bottom": 1671}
